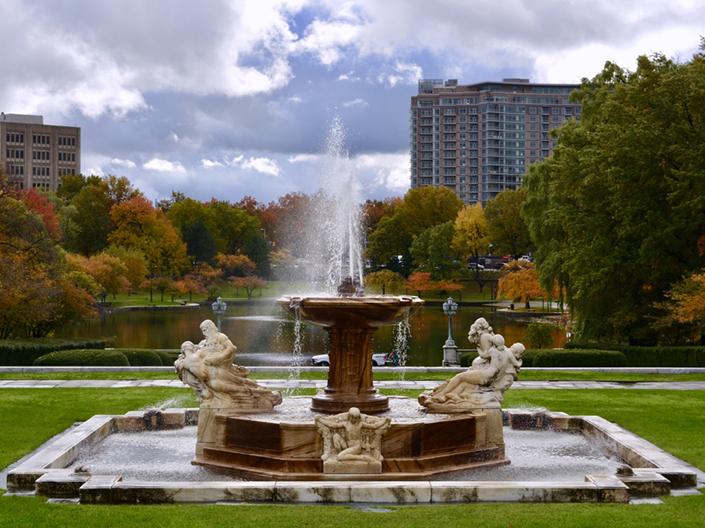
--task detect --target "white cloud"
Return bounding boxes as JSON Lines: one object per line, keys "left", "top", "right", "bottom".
{"left": 353, "top": 152, "right": 409, "bottom": 192}
{"left": 288, "top": 153, "right": 322, "bottom": 164}
{"left": 288, "top": 95, "right": 303, "bottom": 103}
{"left": 110, "top": 158, "right": 136, "bottom": 168}
{"left": 239, "top": 156, "right": 281, "bottom": 176}
{"left": 342, "top": 98, "right": 368, "bottom": 108}
{"left": 378, "top": 61, "right": 423, "bottom": 87}
{"left": 201, "top": 158, "right": 224, "bottom": 168}
{"left": 291, "top": 18, "right": 362, "bottom": 65}
{"left": 143, "top": 158, "right": 186, "bottom": 173}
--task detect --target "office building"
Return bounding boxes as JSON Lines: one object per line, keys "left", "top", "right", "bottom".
{"left": 0, "top": 113, "right": 81, "bottom": 191}
{"left": 410, "top": 78, "right": 580, "bottom": 204}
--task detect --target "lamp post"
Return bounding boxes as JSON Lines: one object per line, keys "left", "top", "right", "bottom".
{"left": 211, "top": 296, "right": 227, "bottom": 331}
{"left": 442, "top": 296, "right": 459, "bottom": 366}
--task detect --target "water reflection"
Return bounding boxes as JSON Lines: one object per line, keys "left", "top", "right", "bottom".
{"left": 56, "top": 303, "right": 564, "bottom": 366}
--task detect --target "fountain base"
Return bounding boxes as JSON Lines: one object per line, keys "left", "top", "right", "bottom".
{"left": 191, "top": 397, "right": 509, "bottom": 481}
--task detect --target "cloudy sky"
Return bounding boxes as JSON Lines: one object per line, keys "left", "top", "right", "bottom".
{"left": 1, "top": 0, "right": 702, "bottom": 203}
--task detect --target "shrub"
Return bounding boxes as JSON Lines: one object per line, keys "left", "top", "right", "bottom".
{"left": 155, "top": 350, "right": 178, "bottom": 366}
{"left": 525, "top": 349, "right": 627, "bottom": 367}
{"left": 564, "top": 342, "right": 705, "bottom": 367}
{"left": 524, "top": 322, "right": 557, "bottom": 349}
{"left": 118, "top": 349, "right": 163, "bottom": 366}
{"left": 0, "top": 338, "right": 107, "bottom": 366}
{"left": 33, "top": 349, "right": 129, "bottom": 366}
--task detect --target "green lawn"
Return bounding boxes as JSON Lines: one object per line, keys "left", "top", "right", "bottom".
{"left": 1, "top": 388, "right": 703, "bottom": 527}
{"left": 2, "top": 370, "right": 705, "bottom": 382}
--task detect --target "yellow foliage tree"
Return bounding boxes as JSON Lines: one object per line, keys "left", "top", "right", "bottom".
{"left": 451, "top": 204, "right": 489, "bottom": 262}
{"left": 654, "top": 270, "right": 705, "bottom": 342}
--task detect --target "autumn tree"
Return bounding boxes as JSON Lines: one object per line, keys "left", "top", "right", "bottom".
{"left": 109, "top": 196, "right": 189, "bottom": 277}
{"left": 68, "top": 252, "right": 130, "bottom": 301}
{"left": 405, "top": 272, "right": 436, "bottom": 297}
{"left": 21, "top": 189, "right": 60, "bottom": 240}
{"left": 105, "top": 246, "right": 148, "bottom": 292}
{"left": 525, "top": 49, "right": 705, "bottom": 342}
{"left": 498, "top": 260, "right": 553, "bottom": 309}
{"left": 367, "top": 187, "right": 463, "bottom": 273}
{"left": 452, "top": 204, "right": 490, "bottom": 263}
{"left": 364, "top": 269, "right": 405, "bottom": 294}
{"left": 215, "top": 254, "right": 257, "bottom": 277}
{"left": 0, "top": 197, "right": 94, "bottom": 337}
{"left": 484, "top": 187, "right": 533, "bottom": 257}
{"left": 653, "top": 270, "right": 705, "bottom": 343}
{"left": 173, "top": 276, "right": 205, "bottom": 302}
{"left": 229, "top": 276, "right": 267, "bottom": 300}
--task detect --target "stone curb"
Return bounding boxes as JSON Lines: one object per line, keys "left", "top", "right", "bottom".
{"left": 6, "top": 407, "right": 703, "bottom": 503}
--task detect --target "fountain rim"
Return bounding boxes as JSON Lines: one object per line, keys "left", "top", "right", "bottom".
{"left": 276, "top": 294, "right": 425, "bottom": 307}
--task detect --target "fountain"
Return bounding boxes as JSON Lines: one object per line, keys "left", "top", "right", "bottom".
{"left": 167, "top": 119, "right": 528, "bottom": 479}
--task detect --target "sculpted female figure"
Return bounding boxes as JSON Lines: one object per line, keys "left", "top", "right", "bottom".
{"left": 175, "top": 319, "right": 282, "bottom": 411}
{"left": 418, "top": 317, "right": 523, "bottom": 412}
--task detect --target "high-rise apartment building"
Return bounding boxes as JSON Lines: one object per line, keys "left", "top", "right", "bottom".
{"left": 0, "top": 113, "right": 81, "bottom": 191}
{"left": 410, "top": 78, "right": 580, "bottom": 204}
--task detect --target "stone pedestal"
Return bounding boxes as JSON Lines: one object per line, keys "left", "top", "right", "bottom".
{"left": 312, "top": 326, "right": 388, "bottom": 414}
{"left": 442, "top": 343, "right": 460, "bottom": 367}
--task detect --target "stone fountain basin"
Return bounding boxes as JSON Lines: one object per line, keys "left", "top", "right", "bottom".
{"left": 277, "top": 295, "right": 424, "bottom": 327}
{"left": 7, "top": 405, "right": 703, "bottom": 504}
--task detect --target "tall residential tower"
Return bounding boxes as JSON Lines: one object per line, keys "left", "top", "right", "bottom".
{"left": 1, "top": 113, "right": 81, "bottom": 191}
{"left": 410, "top": 79, "right": 580, "bottom": 204}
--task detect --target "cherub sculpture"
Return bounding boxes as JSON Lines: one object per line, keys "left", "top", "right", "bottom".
{"left": 418, "top": 317, "right": 524, "bottom": 412}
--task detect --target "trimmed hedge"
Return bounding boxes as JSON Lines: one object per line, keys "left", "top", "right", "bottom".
{"left": 33, "top": 349, "right": 129, "bottom": 367}
{"left": 155, "top": 350, "right": 177, "bottom": 366}
{"left": 460, "top": 348, "right": 627, "bottom": 368}
{"left": 119, "top": 349, "right": 163, "bottom": 366}
{"left": 523, "top": 349, "right": 627, "bottom": 367}
{"left": 0, "top": 338, "right": 107, "bottom": 366}
{"left": 565, "top": 342, "right": 705, "bottom": 367}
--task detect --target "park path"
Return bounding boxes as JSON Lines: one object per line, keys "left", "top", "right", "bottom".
{"left": 1, "top": 379, "right": 704, "bottom": 390}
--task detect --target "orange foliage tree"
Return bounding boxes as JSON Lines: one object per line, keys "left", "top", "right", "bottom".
{"left": 654, "top": 270, "right": 705, "bottom": 342}
{"left": 229, "top": 276, "right": 267, "bottom": 299}
{"left": 498, "top": 260, "right": 556, "bottom": 309}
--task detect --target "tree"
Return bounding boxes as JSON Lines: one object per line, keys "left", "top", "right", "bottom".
{"left": 362, "top": 198, "right": 401, "bottom": 238}
{"left": 167, "top": 198, "right": 218, "bottom": 264}
{"left": 65, "top": 184, "right": 112, "bottom": 255}
{"left": 68, "top": 252, "right": 130, "bottom": 301}
{"left": 367, "top": 187, "right": 463, "bottom": 272}
{"left": 653, "top": 270, "right": 705, "bottom": 343}
{"left": 215, "top": 253, "right": 256, "bottom": 277}
{"left": 21, "top": 189, "right": 60, "bottom": 240}
{"left": 405, "top": 272, "right": 436, "bottom": 297}
{"left": 105, "top": 246, "right": 148, "bottom": 293}
{"left": 229, "top": 276, "right": 267, "bottom": 300}
{"left": 524, "top": 49, "right": 705, "bottom": 342}
{"left": 410, "top": 221, "right": 459, "bottom": 278}
{"left": 109, "top": 196, "right": 188, "bottom": 277}
{"left": 364, "top": 269, "right": 405, "bottom": 294}
{"left": 173, "top": 276, "right": 205, "bottom": 303}
{"left": 0, "top": 197, "right": 94, "bottom": 337}
{"left": 485, "top": 187, "right": 533, "bottom": 257}
{"left": 498, "top": 260, "right": 553, "bottom": 309}
{"left": 452, "top": 204, "right": 490, "bottom": 263}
